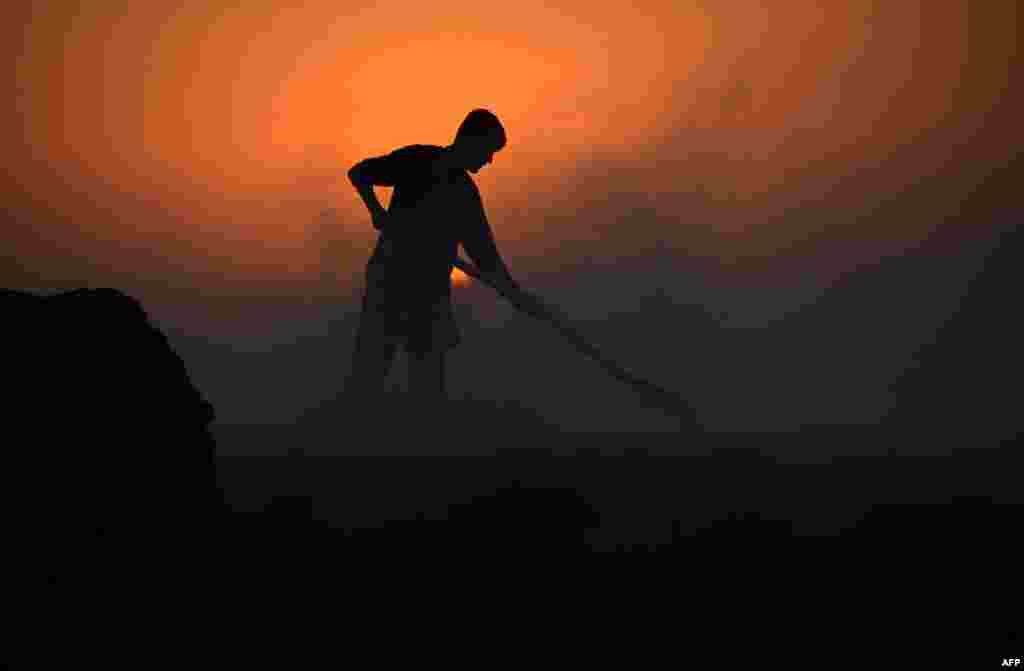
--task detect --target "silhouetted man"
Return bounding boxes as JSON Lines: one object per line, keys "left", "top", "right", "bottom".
{"left": 345, "top": 108, "right": 532, "bottom": 399}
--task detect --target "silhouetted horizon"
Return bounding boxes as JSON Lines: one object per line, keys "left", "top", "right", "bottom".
{"left": 10, "top": 11, "right": 1021, "bottom": 657}
{"left": 8, "top": 207, "right": 1017, "bottom": 443}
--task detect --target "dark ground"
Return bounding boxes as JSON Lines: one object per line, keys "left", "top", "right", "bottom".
{"left": 8, "top": 281, "right": 1019, "bottom": 665}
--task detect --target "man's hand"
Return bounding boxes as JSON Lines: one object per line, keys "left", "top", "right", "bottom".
{"left": 452, "top": 259, "right": 556, "bottom": 320}
{"left": 371, "top": 209, "right": 392, "bottom": 233}
{"left": 376, "top": 236, "right": 395, "bottom": 259}
{"left": 373, "top": 211, "right": 405, "bottom": 261}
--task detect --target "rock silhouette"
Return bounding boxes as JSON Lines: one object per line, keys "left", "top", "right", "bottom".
{"left": 5, "top": 288, "right": 220, "bottom": 582}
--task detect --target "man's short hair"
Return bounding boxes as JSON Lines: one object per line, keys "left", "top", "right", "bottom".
{"left": 455, "top": 109, "right": 506, "bottom": 150}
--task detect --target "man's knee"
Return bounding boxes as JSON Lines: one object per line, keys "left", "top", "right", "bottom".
{"left": 347, "top": 339, "right": 397, "bottom": 388}
{"left": 408, "top": 349, "right": 446, "bottom": 393}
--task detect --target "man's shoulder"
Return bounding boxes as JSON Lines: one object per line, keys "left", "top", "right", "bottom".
{"left": 392, "top": 144, "right": 444, "bottom": 160}
{"left": 387, "top": 145, "right": 448, "bottom": 179}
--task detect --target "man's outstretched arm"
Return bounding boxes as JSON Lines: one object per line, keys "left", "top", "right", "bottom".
{"left": 459, "top": 194, "right": 518, "bottom": 292}
{"left": 458, "top": 212, "right": 555, "bottom": 321}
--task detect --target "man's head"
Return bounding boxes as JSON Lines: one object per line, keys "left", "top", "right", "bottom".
{"left": 450, "top": 108, "right": 506, "bottom": 174}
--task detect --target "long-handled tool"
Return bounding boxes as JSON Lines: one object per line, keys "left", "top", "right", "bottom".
{"left": 452, "top": 256, "right": 698, "bottom": 426}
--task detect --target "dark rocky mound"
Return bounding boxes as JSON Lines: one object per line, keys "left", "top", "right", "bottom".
{"left": 4, "top": 288, "right": 220, "bottom": 581}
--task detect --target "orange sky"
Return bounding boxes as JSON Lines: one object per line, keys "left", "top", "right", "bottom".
{"left": 3, "top": 0, "right": 1018, "bottom": 302}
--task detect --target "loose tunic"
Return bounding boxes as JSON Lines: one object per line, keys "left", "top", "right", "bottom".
{"left": 353, "top": 144, "right": 514, "bottom": 355}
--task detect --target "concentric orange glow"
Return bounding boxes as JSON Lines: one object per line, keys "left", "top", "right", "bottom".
{"left": 4, "top": 0, "right": 1016, "bottom": 305}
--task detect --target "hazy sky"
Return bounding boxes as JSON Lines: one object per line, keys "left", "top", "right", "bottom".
{"left": 5, "top": 1, "right": 1015, "bottom": 294}
{"left": 3, "top": 1, "right": 1019, "bottom": 431}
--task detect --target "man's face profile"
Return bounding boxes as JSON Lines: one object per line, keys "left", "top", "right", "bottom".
{"left": 460, "top": 136, "right": 502, "bottom": 173}
{"left": 469, "top": 149, "right": 495, "bottom": 173}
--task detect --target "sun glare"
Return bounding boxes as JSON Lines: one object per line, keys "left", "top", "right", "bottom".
{"left": 451, "top": 267, "right": 471, "bottom": 287}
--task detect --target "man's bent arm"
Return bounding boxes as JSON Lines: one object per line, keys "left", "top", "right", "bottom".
{"left": 348, "top": 163, "right": 388, "bottom": 229}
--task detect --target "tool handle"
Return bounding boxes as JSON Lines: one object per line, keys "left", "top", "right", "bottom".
{"left": 452, "top": 257, "right": 697, "bottom": 423}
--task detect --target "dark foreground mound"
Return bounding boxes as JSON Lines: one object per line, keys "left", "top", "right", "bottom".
{"left": 8, "top": 286, "right": 1021, "bottom": 609}
{"left": 4, "top": 288, "right": 220, "bottom": 581}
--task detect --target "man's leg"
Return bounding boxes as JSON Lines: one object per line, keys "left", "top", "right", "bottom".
{"left": 407, "top": 347, "right": 448, "bottom": 434}
{"left": 407, "top": 297, "right": 455, "bottom": 400}
{"left": 345, "top": 326, "right": 400, "bottom": 395}
{"left": 346, "top": 342, "right": 399, "bottom": 394}
{"left": 345, "top": 274, "right": 401, "bottom": 395}
{"left": 408, "top": 348, "right": 447, "bottom": 398}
